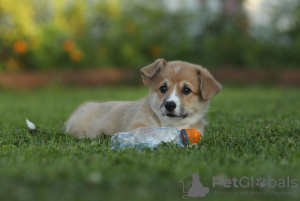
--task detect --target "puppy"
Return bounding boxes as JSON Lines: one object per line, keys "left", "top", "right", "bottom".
{"left": 64, "top": 59, "right": 222, "bottom": 138}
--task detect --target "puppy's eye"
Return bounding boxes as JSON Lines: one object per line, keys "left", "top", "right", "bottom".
{"left": 182, "top": 87, "right": 191, "bottom": 95}
{"left": 160, "top": 86, "right": 168, "bottom": 94}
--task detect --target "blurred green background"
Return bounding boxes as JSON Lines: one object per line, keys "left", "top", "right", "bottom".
{"left": 1, "top": 0, "right": 300, "bottom": 72}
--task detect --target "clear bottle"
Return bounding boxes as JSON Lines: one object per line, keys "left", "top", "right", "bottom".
{"left": 110, "top": 126, "right": 201, "bottom": 150}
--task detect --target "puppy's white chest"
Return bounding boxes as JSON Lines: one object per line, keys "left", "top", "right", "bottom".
{"left": 160, "top": 114, "right": 200, "bottom": 130}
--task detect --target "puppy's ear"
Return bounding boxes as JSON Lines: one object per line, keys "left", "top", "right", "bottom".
{"left": 140, "top": 59, "right": 167, "bottom": 85}
{"left": 197, "top": 66, "right": 222, "bottom": 100}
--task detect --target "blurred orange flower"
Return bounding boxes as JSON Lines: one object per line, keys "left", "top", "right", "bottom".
{"left": 13, "top": 40, "right": 28, "bottom": 53}
{"left": 69, "top": 49, "right": 83, "bottom": 61}
{"left": 150, "top": 45, "right": 162, "bottom": 58}
{"left": 62, "top": 40, "right": 76, "bottom": 52}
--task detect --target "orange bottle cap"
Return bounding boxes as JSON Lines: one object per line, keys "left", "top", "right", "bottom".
{"left": 180, "top": 129, "right": 201, "bottom": 146}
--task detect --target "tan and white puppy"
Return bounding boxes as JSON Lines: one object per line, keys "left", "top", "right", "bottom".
{"left": 64, "top": 59, "right": 222, "bottom": 138}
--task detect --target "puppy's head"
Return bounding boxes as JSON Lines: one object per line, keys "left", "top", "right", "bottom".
{"left": 141, "top": 59, "right": 222, "bottom": 122}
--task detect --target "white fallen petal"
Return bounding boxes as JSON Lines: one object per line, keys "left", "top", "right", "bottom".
{"left": 26, "top": 118, "right": 36, "bottom": 130}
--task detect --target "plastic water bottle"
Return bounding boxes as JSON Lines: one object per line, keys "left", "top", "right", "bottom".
{"left": 110, "top": 126, "right": 201, "bottom": 150}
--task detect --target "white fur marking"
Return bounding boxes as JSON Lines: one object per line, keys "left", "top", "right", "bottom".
{"left": 168, "top": 84, "right": 179, "bottom": 104}
{"left": 26, "top": 118, "right": 36, "bottom": 130}
{"left": 174, "top": 66, "right": 182, "bottom": 74}
{"left": 167, "top": 84, "right": 181, "bottom": 114}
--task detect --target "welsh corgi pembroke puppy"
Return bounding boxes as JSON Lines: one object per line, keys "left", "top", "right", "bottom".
{"left": 64, "top": 59, "right": 222, "bottom": 138}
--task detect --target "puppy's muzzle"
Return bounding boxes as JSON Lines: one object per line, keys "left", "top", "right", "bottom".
{"left": 165, "top": 101, "right": 176, "bottom": 112}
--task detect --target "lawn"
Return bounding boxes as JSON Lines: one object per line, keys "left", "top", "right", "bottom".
{"left": 0, "top": 85, "right": 299, "bottom": 201}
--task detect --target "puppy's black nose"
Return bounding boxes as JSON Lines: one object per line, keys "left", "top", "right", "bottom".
{"left": 165, "top": 101, "right": 176, "bottom": 112}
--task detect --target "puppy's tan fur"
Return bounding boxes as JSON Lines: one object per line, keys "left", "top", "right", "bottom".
{"left": 65, "top": 59, "right": 221, "bottom": 138}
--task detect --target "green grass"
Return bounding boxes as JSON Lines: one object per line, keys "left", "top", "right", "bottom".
{"left": 0, "top": 85, "right": 299, "bottom": 201}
